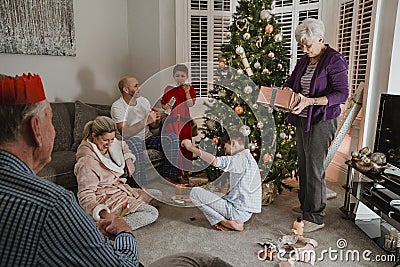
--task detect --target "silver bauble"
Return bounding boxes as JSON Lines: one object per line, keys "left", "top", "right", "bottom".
{"left": 268, "top": 52, "right": 275, "bottom": 58}
{"left": 218, "top": 90, "right": 226, "bottom": 98}
{"left": 252, "top": 103, "right": 259, "bottom": 109}
{"left": 244, "top": 85, "right": 253, "bottom": 94}
{"left": 236, "top": 46, "right": 245, "bottom": 55}
{"left": 254, "top": 61, "right": 261, "bottom": 69}
{"left": 279, "top": 132, "right": 286, "bottom": 139}
{"left": 205, "top": 120, "right": 216, "bottom": 130}
{"left": 260, "top": 10, "right": 271, "bottom": 20}
{"left": 351, "top": 151, "right": 360, "bottom": 158}
{"left": 243, "top": 32, "right": 251, "bottom": 40}
{"left": 239, "top": 125, "right": 251, "bottom": 136}
{"left": 277, "top": 63, "right": 283, "bottom": 70}
{"left": 262, "top": 68, "right": 270, "bottom": 75}
{"left": 274, "top": 32, "right": 283, "bottom": 42}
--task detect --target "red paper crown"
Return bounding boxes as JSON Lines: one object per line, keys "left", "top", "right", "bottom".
{"left": 0, "top": 73, "right": 46, "bottom": 105}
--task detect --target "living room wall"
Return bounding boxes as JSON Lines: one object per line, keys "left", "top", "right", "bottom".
{"left": 0, "top": 0, "right": 129, "bottom": 104}
{"left": 127, "top": 0, "right": 176, "bottom": 106}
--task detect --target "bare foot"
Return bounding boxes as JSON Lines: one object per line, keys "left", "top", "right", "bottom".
{"left": 219, "top": 219, "right": 244, "bottom": 231}
{"left": 214, "top": 223, "right": 230, "bottom": 231}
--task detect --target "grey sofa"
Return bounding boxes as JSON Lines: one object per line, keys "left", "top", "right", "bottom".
{"left": 37, "top": 101, "right": 163, "bottom": 193}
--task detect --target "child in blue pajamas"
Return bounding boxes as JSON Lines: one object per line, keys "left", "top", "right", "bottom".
{"left": 181, "top": 130, "right": 262, "bottom": 231}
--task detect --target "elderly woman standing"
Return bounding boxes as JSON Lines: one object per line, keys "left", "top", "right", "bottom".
{"left": 283, "top": 18, "right": 348, "bottom": 232}
{"left": 74, "top": 116, "right": 159, "bottom": 230}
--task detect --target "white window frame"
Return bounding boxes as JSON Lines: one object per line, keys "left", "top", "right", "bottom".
{"left": 272, "top": 0, "right": 322, "bottom": 72}
{"left": 176, "top": 0, "right": 238, "bottom": 62}
{"left": 175, "top": 0, "right": 238, "bottom": 96}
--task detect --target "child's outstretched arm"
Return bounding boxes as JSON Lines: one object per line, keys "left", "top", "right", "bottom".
{"left": 181, "top": 139, "right": 217, "bottom": 166}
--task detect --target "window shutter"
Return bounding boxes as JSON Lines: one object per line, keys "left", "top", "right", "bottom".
{"left": 296, "top": 8, "right": 319, "bottom": 61}
{"left": 272, "top": 0, "right": 321, "bottom": 71}
{"left": 337, "top": 0, "right": 375, "bottom": 94}
{"left": 190, "top": 15, "right": 208, "bottom": 97}
{"left": 189, "top": 0, "right": 232, "bottom": 97}
{"left": 337, "top": 0, "right": 354, "bottom": 67}
{"left": 352, "top": 0, "right": 374, "bottom": 94}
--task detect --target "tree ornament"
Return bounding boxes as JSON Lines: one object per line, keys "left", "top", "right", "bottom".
{"left": 249, "top": 143, "right": 256, "bottom": 151}
{"left": 218, "top": 90, "right": 226, "bottom": 97}
{"left": 235, "top": 46, "right": 253, "bottom": 77}
{"left": 256, "top": 36, "right": 263, "bottom": 48}
{"left": 265, "top": 24, "right": 274, "bottom": 34}
{"left": 237, "top": 69, "right": 244, "bottom": 75}
{"left": 276, "top": 152, "right": 282, "bottom": 159}
{"left": 260, "top": 9, "right": 271, "bottom": 20}
{"left": 235, "top": 18, "right": 249, "bottom": 32}
{"left": 236, "top": 46, "right": 245, "bottom": 55}
{"left": 218, "top": 56, "right": 227, "bottom": 68}
{"left": 212, "top": 137, "right": 219, "bottom": 144}
{"left": 252, "top": 103, "right": 259, "bottom": 109}
{"left": 262, "top": 68, "right": 270, "bottom": 75}
{"left": 244, "top": 85, "right": 253, "bottom": 94}
{"left": 274, "top": 32, "right": 283, "bottom": 42}
{"left": 271, "top": 0, "right": 276, "bottom": 10}
{"left": 254, "top": 61, "right": 261, "bottom": 69}
{"left": 263, "top": 153, "right": 272, "bottom": 163}
{"left": 279, "top": 132, "right": 286, "bottom": 139}
{"left": 235, "top": 105, "right": 244, "bottom": 115}
{"left": 225, "top": 32, "right": 231, "bottom": 39}
{"left": 243, "top": 32, "right": 251, "bottom": 40}
{"left": 257, "top": 122, "right": 264, "bottom": 128}
{"left": 239, "top": 125, "right": 251, "bottom": 136}
{"left": 205, "top": 120, "right": 216, "bottom": 130}
{"left": 277, "top": 63, "right": 283, "bottom": 70}
{"left": 268, "top": 51, "right": 275, "bottom": 58}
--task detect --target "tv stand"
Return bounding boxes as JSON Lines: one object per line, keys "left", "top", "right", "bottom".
{"left": 341, "top": 160, "right": 400, "bottom": 264}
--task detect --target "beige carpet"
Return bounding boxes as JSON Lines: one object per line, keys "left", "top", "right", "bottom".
{"left": 134, "top": 169, "right": 395, "bottom": 266}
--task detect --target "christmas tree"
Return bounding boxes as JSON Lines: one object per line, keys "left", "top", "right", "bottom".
{"left": 199, "top": 0, "right": 298, "bottom": 193}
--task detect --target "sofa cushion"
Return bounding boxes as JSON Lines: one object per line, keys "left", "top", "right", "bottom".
{"left": 50, "top": 103, "right": 75, "bottom": 152}
{"left": 72, "top": 101, "right": 111, "bottom": 151}
{"left": 37, "top": 151, "right": 77, "bottom": 189}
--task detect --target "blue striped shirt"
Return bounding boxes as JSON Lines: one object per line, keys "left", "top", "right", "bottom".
{"left": 0, "top": 150, "right": 139, "bottom": 267}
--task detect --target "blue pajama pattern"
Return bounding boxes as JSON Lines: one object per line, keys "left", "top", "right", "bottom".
{"left": 190, "top": 149, "right": 262, "bottom": 226}
{"left": 125, "top": 133, "right": 179, "bottom": 185}
{"left": 190, "top": 187, "right": 252, "bottom": 225}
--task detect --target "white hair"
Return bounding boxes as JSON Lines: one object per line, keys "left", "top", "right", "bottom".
{"left": 0, "top": 100, "right": 47, "bottom": 143}
{"left": 295, "top": 18, "right": 325, "bottom": 44}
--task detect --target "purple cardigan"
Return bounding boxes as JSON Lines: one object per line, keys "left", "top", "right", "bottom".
{"left": 283, "top": 45, "right": 349, "bottom": 132}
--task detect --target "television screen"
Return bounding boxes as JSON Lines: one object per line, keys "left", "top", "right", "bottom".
{"left": 374, "top": 93, "right": 400, "bottom": 168}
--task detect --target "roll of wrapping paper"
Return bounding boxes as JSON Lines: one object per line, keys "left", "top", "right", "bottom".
{"left": 324, "top": 82, "right": 364, "bottom": 169}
